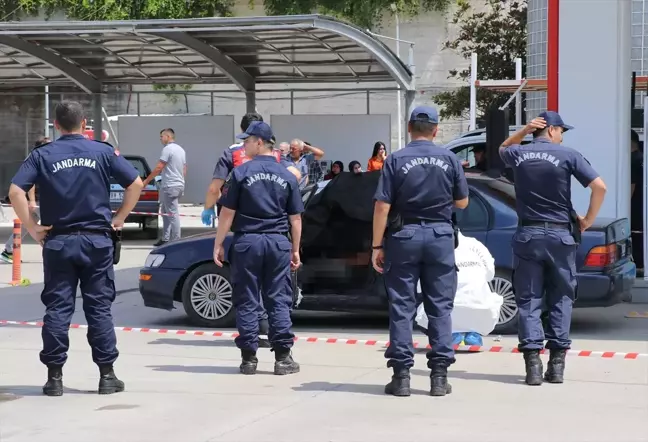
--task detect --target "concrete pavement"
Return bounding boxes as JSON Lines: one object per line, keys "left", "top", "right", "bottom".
{"left": 0, "top": 325, "right": 646, "bottom": 442}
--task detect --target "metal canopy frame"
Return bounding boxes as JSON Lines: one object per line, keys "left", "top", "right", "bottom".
{"left": 0, "top": 15, "right": 414, "bottom": 95}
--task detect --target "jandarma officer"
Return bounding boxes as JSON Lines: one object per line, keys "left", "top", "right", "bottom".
{"left": 202, "top": 113, "right": 301, "bottom": 348}
{"left": 372, "top": 106, "right": 469, "bottom": 397}
{"left": 213, "top": 121, "right": 304, "bottom": 376}
{"left": 499, "top": 111, "right": 606, "bottom": 386}
{"left": 9, "top": 100, "right": 143, "bottom": 396}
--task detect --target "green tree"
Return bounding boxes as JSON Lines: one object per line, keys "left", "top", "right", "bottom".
{"left": 433, "top": 0, "right": 527, "bottom": 122}
{"left": 262, "top": 0, "right": 453, "bottom": 30}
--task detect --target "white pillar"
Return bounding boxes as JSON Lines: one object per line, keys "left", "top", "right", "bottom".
{"left": 559, "top": 0, "right": 631, "bottom": 220}
{"left": 469, "top": 53, "right": 477, "bottom": 131}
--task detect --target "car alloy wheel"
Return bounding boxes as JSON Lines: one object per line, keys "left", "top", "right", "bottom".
{"left": 190, "top": 274, "right": 233, "bottom": 320}
{"left": 489, "top": 276, "right": 518, "bottom": 326}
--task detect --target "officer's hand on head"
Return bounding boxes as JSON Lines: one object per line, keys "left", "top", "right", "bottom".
{"left": 290, "top": 251, "right": 301, "bottom": 271}
{"left": 28, "top": 224, "right": 52, "bottom": 246}
{"left": 525, "top": 117, "right": 547, "bottom": 134}
{"left": 213, "top": 243, "right": 225, "bottom": 267}
{"left": 201, "top": 208, "right": 215, "bottom": 226}
{"left": 372, "top": 248, "right": 385, "bottom": 274}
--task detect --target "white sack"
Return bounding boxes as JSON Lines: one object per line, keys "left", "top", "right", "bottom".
{"left": 415, "top": 232, "right": 503, "bottom": 336}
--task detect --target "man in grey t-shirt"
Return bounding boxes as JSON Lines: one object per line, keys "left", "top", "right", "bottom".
{"left": 143, "top": 128, "right": 186, "bottom": 246}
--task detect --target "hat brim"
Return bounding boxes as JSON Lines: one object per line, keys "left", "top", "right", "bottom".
{"left": 235, "top": 132, "right": 252, "bottom": 140}
{"left": 561, "top": 124, "right": 574, "bottom": 132}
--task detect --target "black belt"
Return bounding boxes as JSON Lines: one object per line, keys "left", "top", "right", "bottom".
{"left": 402, "top": 218, "right": 448, "bottom": 225}
{"left": 49, "top": 228, "right": 111, "bottom": 236}
{"left": 236, "top": 231, "right": 289, "bottom": 235}
{"left": 520, "top": 220, "right": 569, "bottom": 229}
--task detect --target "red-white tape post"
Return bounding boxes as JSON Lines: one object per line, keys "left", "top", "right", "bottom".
{"left": 1, "top": 320, "right": 646, "bottom": 360}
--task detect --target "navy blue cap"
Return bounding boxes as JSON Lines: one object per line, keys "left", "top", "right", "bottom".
{"left": 538, "top": 111, "right": 573, "bottom": 131}
{"left": 409, "top": 106, "right": 439, "bottom": 124}
{"left": 236, "top": 120, "right": 274, "bottom": 141}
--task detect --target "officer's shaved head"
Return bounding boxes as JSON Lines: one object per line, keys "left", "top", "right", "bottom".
{"left": 409, "top": 121, "right": 438, "bottom": 139}
{"left": 54, "top": 100, "right": 85, "bottom": 133}
{"left": 240, "top": 112, "right": 263, "bottom": 132}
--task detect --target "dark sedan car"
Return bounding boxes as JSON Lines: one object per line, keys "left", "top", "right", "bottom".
{"left": 110, "top": 155, "right": 160, "bottom": 239}
{"left": 139, "top": 171, "right": 635, "bottom": 334}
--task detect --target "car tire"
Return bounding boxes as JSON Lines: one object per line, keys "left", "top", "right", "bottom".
{"left": 181, "top": 263, "right": 236, "bottom": 328}
{"left": 491, "top": 269, "right": 519, "bottom": 335}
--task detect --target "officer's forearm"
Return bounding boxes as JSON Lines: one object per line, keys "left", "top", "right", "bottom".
{"left": 205, "top": 179, "right": 224, "bottom": 210}
{"left": 115, "top": 178, "right": 144, "bottom": 220}
{"left": 8, "top": 184, "right": 36, "bottom": 230}
{"left": 214, "top": 208, "right": 235, "bottom": 246}
{"left": 27, "top": 186, "right": 36, "bottom": 204}
{"left": 372, "top": 201, "right": 391, "bottom": 247}
{"left": 585, "top": 177, "right": 607, "bottom": 222}
{"left": 289, "top": 214, "right": 302, "bottom": 253}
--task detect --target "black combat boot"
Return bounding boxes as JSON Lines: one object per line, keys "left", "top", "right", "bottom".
{"left": 42, "top": 365, "right": 64, "bottom": 397}
{"left": 523, "top": 350, "right": 543, "bottom": 386}
{"left": 544, "top": 349, "right": 567, "bottom": 384}
{"left": 384, "top": 368, "right": 411, "bottom": 397}
{"left": 258, "top": 319, "right": 271, "bottom": 348}
{"left": 240, "top": 350, "right": 258, "bottom": 375}
{"left": 430, "top": 365, "right": 452, "bottom": 397}
{"left": 273, "top": 348, "right": 300, "bottom": 375}
{"left": 98, "top": 365, "right": 125, "bottom": 395}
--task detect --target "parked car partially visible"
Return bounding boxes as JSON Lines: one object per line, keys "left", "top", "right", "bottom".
{"left": 138, "top": 171, "right": 635, "bottom": 334}
{"left": 110, "top": 155, "right": 160, "bottom": 239}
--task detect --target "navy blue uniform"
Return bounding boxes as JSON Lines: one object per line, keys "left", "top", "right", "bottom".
{"left": 374, "top": 139, "right": 468, "bottom": 370}
{"left": 219, "top": 155, "right": 304, "bottom": 352}
{"left": 11, "top": 134, "right": 139, "bottom": 368}
{"left": 500, "top": 138, "right": 598, "bottom": 351}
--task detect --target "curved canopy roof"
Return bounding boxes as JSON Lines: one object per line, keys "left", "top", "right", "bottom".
{"left": 0, "top": 15, "right": 414, "bottom": 93}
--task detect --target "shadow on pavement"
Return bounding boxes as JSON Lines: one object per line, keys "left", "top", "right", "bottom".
{"left": 410, "top": 368, "right": 525, "bottom": 386}
{"left": 0, "top": 385, "right": 96, "bottom": 397}
{"left": 146, "top": 364, "right": 274, "bottom": 376}
{"left": 291, "top": 381, "right": 429, "bottom": 397}
{"left": 148, "top": 338, "right": 235, "bottom": 348}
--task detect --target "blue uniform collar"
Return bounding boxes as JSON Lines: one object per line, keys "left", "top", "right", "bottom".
{"left": 405, "top": 139, "right": 437, "bottom": 148}
{"left": 57, "top": 134, "right": 86, "bottom": 140}
{"left": 532, "top": 138, "right": 555, "bottom": 144}
{"left": 253, "top": 154, "right": 278, "bottom": 162}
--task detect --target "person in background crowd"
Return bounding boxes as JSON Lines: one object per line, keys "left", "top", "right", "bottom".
{"left": 287, "top": 139, "right": 325, "bottom": 190}
{"left": 1, "top": 136, "right": 51, "bottom": 263}
{"left": 631, "top": 129, "right": 644, "bottom": 272}
{"left": 324, "top": 161, "right": 344, "bottom": 180}
{"left": 367, "top": 141, "right": 387, "bottom": 172}
{"left": 279, "top": 142, "right": 291, "bottom": 156}
{"left": 142, "top": 128, "right": 186, "bottom": 246}
{"left": 349, "top": 161, "right": 363, "bottom": 175}
{"left": 304, "top": 141, "right": 324, "bottom": 184}
{"left": 471, "top": 145, "right": 487, "bottom": 171}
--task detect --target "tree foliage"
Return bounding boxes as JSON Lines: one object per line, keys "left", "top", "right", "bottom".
{"left": 262, "top": 0, "right": 452, "bottom": 30}
{"left": 3, "top": 0, "right": 234, "bottom": 21}
{"left": 433, "top": 0, "right": 527, "bottom": 122}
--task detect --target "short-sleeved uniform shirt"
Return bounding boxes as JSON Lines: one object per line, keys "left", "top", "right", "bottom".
{"left": 212, "top": 142, "right": 293, "bottom": 182}
{"left": 218, "top": 155, "right": 304, "bottom": 233}
{"left": 374, "top": 140, "right": 469, "bottom": 222}
{"left": 11, "top": 134, "right": 139, "bottom": 231}
{"left": 160, "top": 142, "right": 186, "bottom": 188}
{"left": 500, "top": 139, "right": 599, "bottom": 223}
{"left": 285, "top": 152, "right": 315, "bottom": 190}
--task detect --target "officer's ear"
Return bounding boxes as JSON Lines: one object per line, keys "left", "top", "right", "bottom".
{"left": 432, "top": 125, "right": 439, "bottom": 138}
{"left": 80, "top": 118, "right": 87, "bottom": 131}
{"left": 407, "top": 122, "right": 412, "bottom": 134}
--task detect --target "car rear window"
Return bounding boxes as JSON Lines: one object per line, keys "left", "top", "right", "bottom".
{"left": 470, "top": 177, "right": 517, "bottom": 208}
{"left": 110, "top": 157, "right": 148, "bottom": 184}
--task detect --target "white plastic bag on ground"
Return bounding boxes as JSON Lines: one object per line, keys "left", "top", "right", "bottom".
{"left": 415, "top": 231, "right": 503, "bottom": 336}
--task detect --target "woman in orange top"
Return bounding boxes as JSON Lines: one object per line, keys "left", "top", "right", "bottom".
{"left": 367, "top": 141, "right": 387, "bottom": 172}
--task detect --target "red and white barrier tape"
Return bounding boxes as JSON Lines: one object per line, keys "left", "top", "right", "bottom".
{"left": 1, "top": 320, "right": 646, "bottom": 360}
{"left": 1, "top": 203, "right": 203, "bottom": 219}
